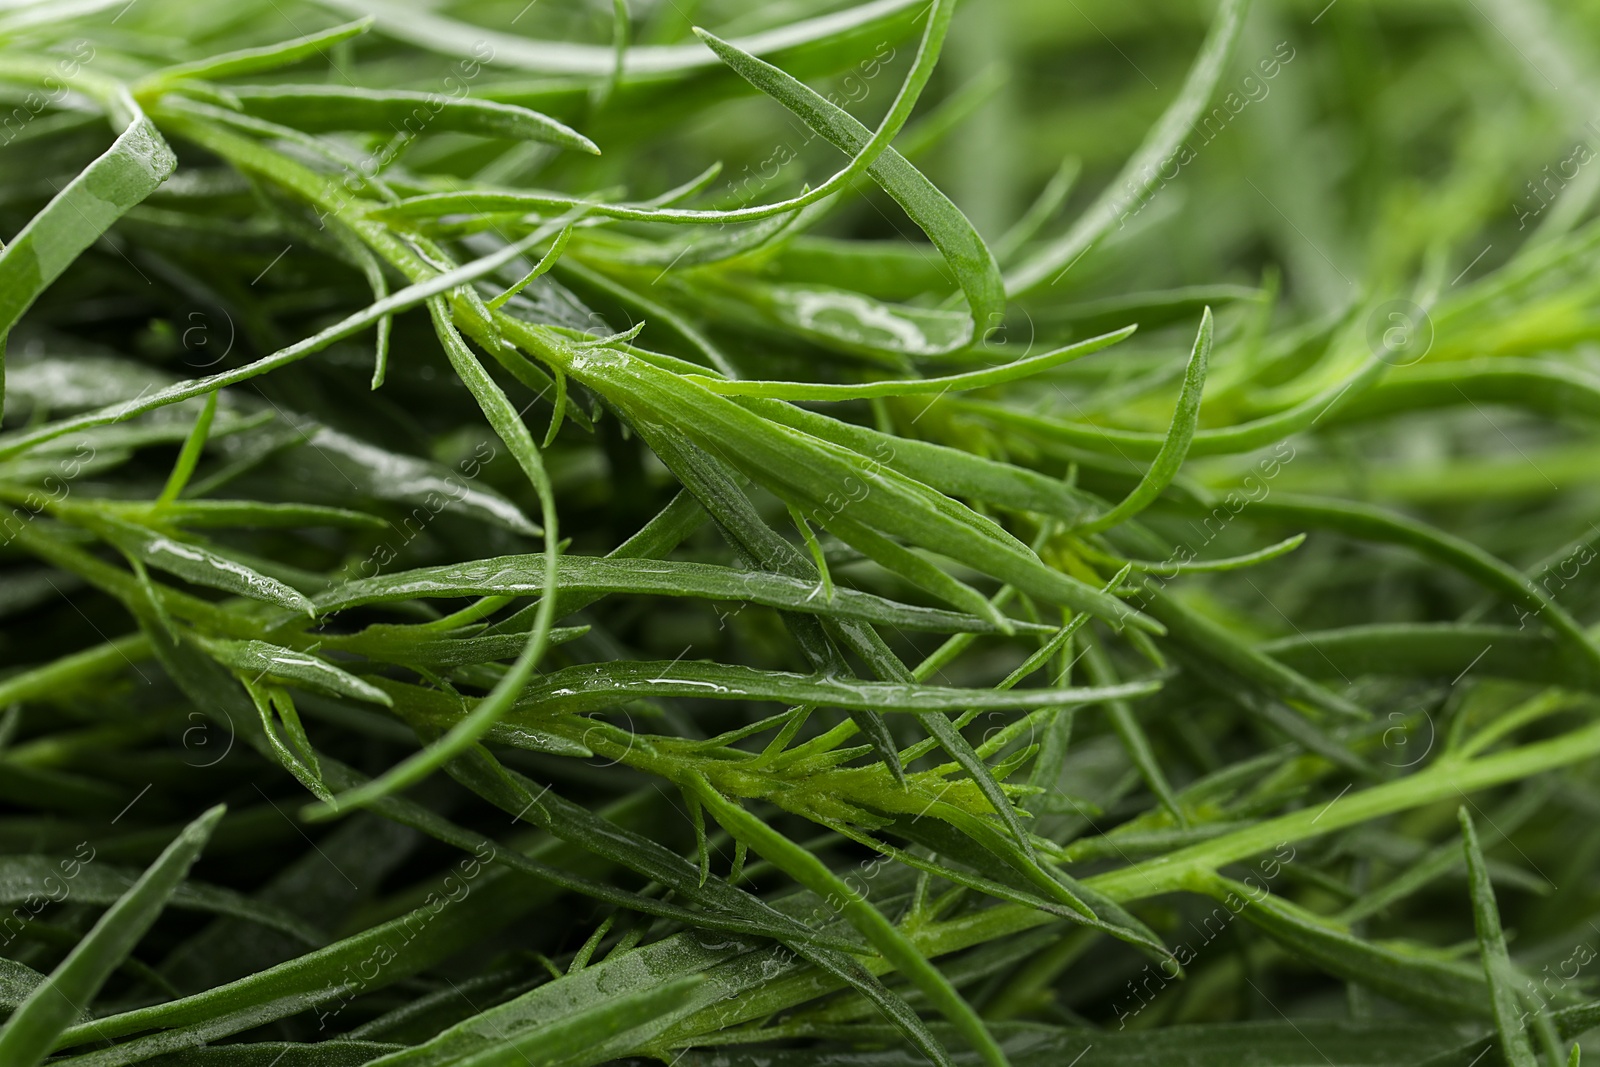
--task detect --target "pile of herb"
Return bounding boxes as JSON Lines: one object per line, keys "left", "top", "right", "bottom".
{"left": 2, "top": 0, "right": 1600, "bottom": 1063}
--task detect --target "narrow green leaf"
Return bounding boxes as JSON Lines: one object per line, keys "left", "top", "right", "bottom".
{"left": 306, "top": 427, "right": 540, "bottom": 537}
{"left": 141, "top": 18, "right": 374, "bottom": 85}
{"left": 391, "top": 975, "right": 706, "bottom": 1067}
{"left": 687, "top": 0, "right": 956, "bottom": 227}
{"left": 1087, "top": 533, "right": 1307, "bottom": 575}
{"left": 243, "top": 678, "right": 333, "bottom": 804}
{"left": 198, "top": 637, "right": 392, "bottom": 707}
{"left": 0, "top": 98, "right": 175, "bottom": 419}
{"left": 468, "top": 657, "right": 1160, "bottom": 717}
{"left": 1142, "top": 583, "right": 1369, "bottom": 721}
{"left": 1194, "top": 871, "right": 1491, "bottom": 1020}
{"left": 1245, "top": 493, "right": 1600, "bottom": 672}
{"left": 962, "top": 351, "right": 1387, "bottom": 459}
{"left": 1337, "top": 357, "right": 1600, "bottom": 425}
{"left": 301, "top": 297, "right": 560, "bottom": 818}
{"left": 0, "top": 855, "right": 320, "bottom": 945}
{"left": 627, "top": 422, "right": 908, "bottom": 784}
{"left": 689, "top": 774, "right": 1010, "bottom": 1067}
{"left": 0, "top": 805, "right": 224, "bottom": 1067}
{"left": 419, "top": 753, "right": 954, "bottom": 1067}
{"left": 1261, "top": 623, "right": 1600, "bottom": 694}
{"left": 79, "top": 513, "right": 314, "bottom": 614}
{"left": 1082, "top": 637, "right": 1186, "bottom": 826}
{"left": 314, "top": 756, "right": 859, "bottom": 952}
{"left": 316, "top": 552, "right": 1035, "bottom": 634}
{"left": 1460, "top": 807, "right": 1539, "bottom": 1067}
{"left": 826, "top": 510, "right": 1013, "bottom": 632}
{"left": 694, "top": 325, "right": 1135, "bottom": 400}
{"left": 487, "top": 225, "right": 573, "bottom": 310}
{"left": 228, "top": 86, "right": 599, "bottom": 153}
{"left": 156, "top": 390, "right": 217, "bottom": 506}
{"left": 1078, "top": 308, "right": 1211, "bottom": 533}
{"left": 743, "top": 398, "right": 1101, "bottom": 524}
{"left": 506, "top": 325, "right": 1162, "bottom": 631}
{"left": 827, "top": 821, "right": 1158, "bottom": 949}
{"left": 1005, "top": 0, "right": 1248, "bottom": 294}
{"left": 126, "top": 500, "right": 386, "bottom": 530}
{"left": 0, "top": 221, "right": 556, "bottom": 462}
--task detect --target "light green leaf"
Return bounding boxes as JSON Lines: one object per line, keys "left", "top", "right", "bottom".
{"left": 227, "top": 86, "right": 598, "bottom": 153}
{"left": 0, "top": 98, "right": 175, "bottom": 419}
{"left": 695, "top": 325, "right": 1134, "bottom": 400}
{"left": 1078, "top": 308, "right": 1211, "bottom": 533}
{"left": 140, "top": 19, "right": 374, "bottom": 85}
{"left": 197, "top": 637, "right": 393, "bottom": 707}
